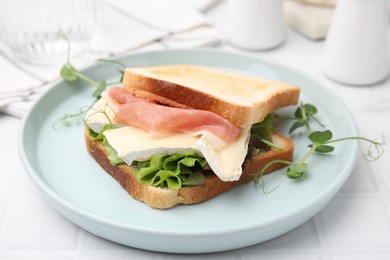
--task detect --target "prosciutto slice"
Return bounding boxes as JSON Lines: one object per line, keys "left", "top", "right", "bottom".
{"left": 109, "top": 86, "right": 154, "bottom": 104}
{"left": 108, "top": 87, "right": 241, "bottom": 144}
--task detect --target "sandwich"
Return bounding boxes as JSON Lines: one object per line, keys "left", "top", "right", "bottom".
{"left": 84, "top": 65, "right": 300, "bottom": 209}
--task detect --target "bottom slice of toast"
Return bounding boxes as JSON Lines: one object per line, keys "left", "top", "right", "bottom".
{"left": 85, "top": 128, "right": 294, "bottom": 209}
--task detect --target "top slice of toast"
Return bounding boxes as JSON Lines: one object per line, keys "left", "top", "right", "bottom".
{"left": 122, "top": 65, "right": 300, "bottom": 127}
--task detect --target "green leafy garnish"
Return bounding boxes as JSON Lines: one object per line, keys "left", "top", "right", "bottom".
{"left": 60, "top": 64, "right": 78, "bottom": 81}
{"left": 52, "top": 105, "right": 90, "bottom": 129}
{"left": 276, "top": 103, "right": 325, "bottom": 134}
{"left": 55, "top": 36, "right": 125, "bottom": 128}
{"left": 286, "top": 163, "right": 308, "bottom": 179}
{"left": 96, "top": 58, "right": 126, "bottom": 83}
{"left": 247, "top": 114, "right": 283, "bottom": 159}
{"left": 135, "top": 152, "right": 207, "bottom": 189}
{"left": 255, "top": 103, "right": 385, "bottom": 188}
{"left": 89, "top": 124, "right": 116, "bottom": 141}
{"left": 308, "top": 130, "right": 334, "bottom": 153}
{"left": 56, "top": 61, "right": 122, "bottom": 127}
{"left": 86, "top": 113, "right": 123, "bottom": 165}
{"left": 59, "top": 35, "right": 124, "bottom": 98}
{"left": 60, "top": 61, "right": 123, "bottom": 99}
{"left": 250, "top": 114, "right": 283, "bottom": 150}
{"left": 102, "top": 137, "right": 125, "bottom": 165}
{"left": 86, "top": 122, "right": 207, "bottom": 186}
{"left": 251, "top": 114, "right": 274, "bottom": 141}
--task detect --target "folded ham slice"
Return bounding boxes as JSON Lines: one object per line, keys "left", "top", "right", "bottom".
{"left": 109, "top": 86, "right": 154, "bottom": 104}
{"left": 108, "top": 87, "right": 241, "bottom": 144}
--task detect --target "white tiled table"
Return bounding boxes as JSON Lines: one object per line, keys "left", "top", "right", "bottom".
{"left": 1, "top": 1, "right": 390, "bottom": 259}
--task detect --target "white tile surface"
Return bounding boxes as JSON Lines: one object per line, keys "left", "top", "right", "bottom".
{"left": 0, "top": 253, "right": 74, "bottom": 260}
{"left": 249, "top": 218, "right": 321, "bottom": 250}
{"left": 0, "top": 193, "right": 79, "bottom": 251}
{"left": 371, "top": 143, "right": 390, "bottom": 193}
{"left": 241, "top": 252, "right": 323, "bottom": 260}
{"left": 330, "top": 251, "right": 390, "bottom": 260}
{"left": 1, "top": 0, "right": 390, "bottom": 258}
{"left": 78, "top": 229, "right": 129, "bottom": 251}
{"left": 0, "top": 150, "right": 19, "bottom": 197}
{"left": 0, "top": 117, "right": 19, "bottom": 150}
{"left": 0, "top": 199, "right": 7, "bottom": 229}
{"left": 385, "top": 196, "right": 390, "bottom": 225}
{"left": 318, "top": 195, "right": 390, "bottom": 248}
{"left": 339, "top": 156, "right": 379, "bottom": 193}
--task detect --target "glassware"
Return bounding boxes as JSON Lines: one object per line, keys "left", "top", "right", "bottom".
{"left": 0, "top": 0, "right": 101, "bottom": 65}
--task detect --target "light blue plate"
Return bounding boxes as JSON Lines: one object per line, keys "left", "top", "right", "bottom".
{"left": 18, "top": 49, "right": 358, "bottom": 253}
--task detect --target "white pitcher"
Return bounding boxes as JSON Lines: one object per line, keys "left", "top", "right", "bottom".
{"left": 226, "top": 0, "right": 286, "bottom": 50}
{"left": 322, "top": 0, "right": 390, "bottom": 85}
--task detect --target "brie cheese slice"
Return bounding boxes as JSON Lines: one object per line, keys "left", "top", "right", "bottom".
{"left": 197, "top": 126, "right": 251, "bottom": 181}
{"left": 103, "top": 126, "right": 201, "bottom": 164}
{"left": 104, "top": 126, "right": 251, "bottom": 182}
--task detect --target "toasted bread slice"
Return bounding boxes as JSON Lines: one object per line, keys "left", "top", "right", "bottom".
{"left": 122, "top": 65, "right": 300, "bottom": 127}
{"left": 85, "top": 127, "right": 294, "bottom": 209}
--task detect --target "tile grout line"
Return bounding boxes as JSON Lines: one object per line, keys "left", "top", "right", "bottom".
{"left": 368, "top": 162, "right": 388, "bottom": 196}
{"left": 379, "top": 193, "right": 390, "bottom": 233}
{"left": 72, "top": 228, "right": 84, "bottom": 259}
{"left": 313, "top": 214, "right": 332, "bottom": 260}
{"left": 366, "top": 152, "right": 390, "bottom": 227}
{"left": 310, "top": 193, "right": 388, "bottom": 259}
{"left": 310, "top": 192, "right": 389, "bottom": 258}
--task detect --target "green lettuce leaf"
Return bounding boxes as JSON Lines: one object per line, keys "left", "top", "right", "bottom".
{"left": 88, "top": 124, "right": 116, "bottom": 141}
{"left": 88, "top": 126, "right": 206, "bottom": 188}
{"left": 250, "top": 113, "right": 275, "bottom": 143}
{"left": 248, "top": 113, "right": 283, "bottom": 158}
{"left": 102, "top": 137, "right": 125, "bottom": 165}
{"left": 135, "top": 151, "right": 207, "bottom": 189}
{"left": 88, "top": 125, "right": 124, "bottom": 165}
{"left": 182, "top": 171, "right": 205, "bottom": 186}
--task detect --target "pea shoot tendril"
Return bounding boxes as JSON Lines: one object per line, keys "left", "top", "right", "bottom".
{"left": 55, "top": 36, "right": 125, "bottom": 128}
{"left": 254, "top": 102, "right": 386, "bottom": 187}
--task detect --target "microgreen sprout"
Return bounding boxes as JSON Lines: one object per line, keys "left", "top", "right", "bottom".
{"left": 254, "top": 103, "right": 386, "bottom": 187}
{"left": 60, "top": 60, "right": 124, "bottom": 99}
{"left": 83, "top": 102, "right": 116, "bottom": 127}
{"left": 55, "top": 35, "right": 125, "bottom": 128}
{"left": 59, "top": 33, "right": 124, "bottom": 99}
{"left": 250, "top": 114, "right": 283, "bottom": 152}
{"left": 52, "top": 105, "right": 91, "bottom": 129}
{"left": 276, "top": 102, "right": 325, "bottom": 134}
{"left": 96, "top": 58, "right": 126, "bottom": 83}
